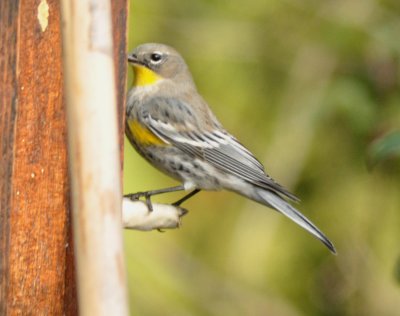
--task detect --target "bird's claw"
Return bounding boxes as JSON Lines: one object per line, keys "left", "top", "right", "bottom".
{"left": 145, "top": 194, "right": 153, "bottom": 213}
{"left": 124, "top": 191, "right": 154, "bottom": 213}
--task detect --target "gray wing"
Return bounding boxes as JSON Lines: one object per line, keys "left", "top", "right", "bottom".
{"left": 139, "top": 97, "right": 298, "bottom": 201}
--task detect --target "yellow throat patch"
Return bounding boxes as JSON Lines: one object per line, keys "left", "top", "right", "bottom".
{"left": 127, "top": 119, "right": 165, "bottom": 146}
{"left": 132, "top": 64, "right": 162, "bottom": 87}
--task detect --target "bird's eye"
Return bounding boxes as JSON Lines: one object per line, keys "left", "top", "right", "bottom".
{"left": 150, "top": 52, "right": 163, "bottom": 63}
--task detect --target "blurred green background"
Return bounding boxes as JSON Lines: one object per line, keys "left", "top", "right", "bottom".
{"left": 123, "top": 0, "right": 400, "bottom": 315}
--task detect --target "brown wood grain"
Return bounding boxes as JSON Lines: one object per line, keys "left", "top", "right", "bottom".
{"left": 112, "top": 0, "right": 128, "bottom": 164}
{"left": 10, "top": 0, "right": 72, "bottom": 313}
{"left": 0, "top": 0, "right": 127, "bottom": 314}
{"left": 0, "top": 0, "right": 77, "bottom": 314}
{"left": 0, "top": 1, "right": 20, "bottom": 314}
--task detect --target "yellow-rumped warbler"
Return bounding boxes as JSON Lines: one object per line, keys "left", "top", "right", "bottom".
{"left": 125, "top": 43, "right": 335, "bottom": 253}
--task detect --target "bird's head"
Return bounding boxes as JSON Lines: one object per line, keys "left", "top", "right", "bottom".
{"left": 128, "top": 43, "right": 193, "bottom": 87}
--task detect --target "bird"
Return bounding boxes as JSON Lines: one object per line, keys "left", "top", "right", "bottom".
{"left": 125, "top": 43, "right": 336, "bottom": 253}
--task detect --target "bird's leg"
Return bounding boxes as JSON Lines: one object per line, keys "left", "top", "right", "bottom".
{"left": 124, "top": 185, "right": 186, "bottom": 200}
{"left": 124, "top": 185, "right": 186, "bottom": 212}
{"left": 172, "top": 189, "right": 201, "bottom": 206}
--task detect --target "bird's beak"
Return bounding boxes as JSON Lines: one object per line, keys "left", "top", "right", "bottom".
{"left": 127, "top": 53, "right": 139, "bottom": 64}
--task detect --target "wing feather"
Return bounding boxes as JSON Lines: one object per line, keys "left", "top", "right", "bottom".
{"left": 140, "top": 97, "right": 298, "bottom": 201}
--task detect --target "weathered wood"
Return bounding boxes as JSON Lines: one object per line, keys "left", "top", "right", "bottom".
{"left": 61, "top": 0, "right": 129, "bottom": 314}
{"left": 0, "top": 0, "right": 76, "bottom": 314}
{"left": 0, "top": 1, "right": 19, "bottom": 314}
{"left": 111, "top": 0, "right": 128, "bottom": 135}
{"left": 0, "top": 0, "right": 128, "bottom": 313}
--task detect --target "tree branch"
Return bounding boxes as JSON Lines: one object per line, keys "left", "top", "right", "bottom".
{"left": 122, "top": 199, "right": 188, "bottom": 231}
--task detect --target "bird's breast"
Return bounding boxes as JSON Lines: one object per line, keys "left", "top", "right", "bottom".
{"left": 126, "top": 119, "right": 166, "bottom": 146}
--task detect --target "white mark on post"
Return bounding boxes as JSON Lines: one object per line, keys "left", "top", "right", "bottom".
{"left": 88, "top": 0, "right": 112, "bottom": 55}
{"left": 37, "top": 0, "right": 49, "bottom": 32}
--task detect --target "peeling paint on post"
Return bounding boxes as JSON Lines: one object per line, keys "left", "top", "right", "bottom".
{"left": 37, "top": 0, "right": 49, "bottom": 32}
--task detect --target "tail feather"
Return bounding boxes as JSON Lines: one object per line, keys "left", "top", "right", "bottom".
{"left": 255, "top": 189, "right": 336, "bottom": 254}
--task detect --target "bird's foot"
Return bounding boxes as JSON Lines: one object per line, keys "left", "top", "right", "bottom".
{"left": 124, "top": 191, "right": 154, "bottom": 212}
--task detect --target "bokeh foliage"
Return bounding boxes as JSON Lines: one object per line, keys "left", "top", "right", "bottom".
{"left": 124, "top": 0, "right": 400, "bottom": 315}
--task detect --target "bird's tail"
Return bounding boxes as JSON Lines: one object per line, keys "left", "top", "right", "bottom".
{"left": 252, "top": 188, "right": 336, "bottom": 254}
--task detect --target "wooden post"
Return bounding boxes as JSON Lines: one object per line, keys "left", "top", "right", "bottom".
{"left": 0, "top": 0, "right": 128, "bottom": 314}
{"left": 0, "top": 0, "right": 76, "bottom": 314}
{"left": 60, "top": 0, "right": 129, "bottom": 314}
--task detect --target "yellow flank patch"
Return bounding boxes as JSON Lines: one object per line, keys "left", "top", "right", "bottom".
{"left": 132, "top": 64, "right": 162, "bottom": 87}
{"left": 127, "top": 119, "right": 166, "bottom": 146}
